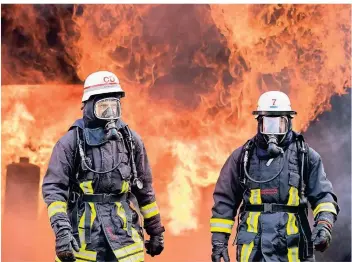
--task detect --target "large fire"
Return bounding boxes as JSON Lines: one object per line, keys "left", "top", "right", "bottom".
{"left": 1, "top": 4, "right": 351, "bottom": 261}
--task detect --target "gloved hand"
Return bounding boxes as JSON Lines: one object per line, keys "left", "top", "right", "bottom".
{"left": 311, "top": 221, "right": 332, "bottom": 252}
{"left": 56, "top": 229, "right": 80, "bottom": 261}
{"left": 145, "top": 233, "right": 164, "bottom": 257}
{"left": 211, "top": 240, "right": 230, "bottom": 262}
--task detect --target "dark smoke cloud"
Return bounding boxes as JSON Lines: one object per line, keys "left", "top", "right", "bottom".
{"left": 303, "top": 90, "right": 351, "bottom": 262}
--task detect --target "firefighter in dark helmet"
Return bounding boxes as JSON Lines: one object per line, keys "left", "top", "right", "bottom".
{"left": 210, "top": 91, "right": 339, "bottom": 262}
{"left": 42, "top": 71, "right": 165, "bottom": 262}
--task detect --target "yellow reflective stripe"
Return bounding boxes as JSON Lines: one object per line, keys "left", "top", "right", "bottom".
{"left": 240, "top": 240, "right": 254, "bottom": 262}
{"left": 210, "top": 227, "right": 232, "bottom": 234}
{"left": 288, "top": 247, "right": 300, "bottom": 262}
{"left": 210, "top": 218, "right": 234, "bottom": 233}
{"left": 313, "top": 202, "right": 337, "bottom": 218}
{"left": 119, "top": 251, "right": 144, "bottom": 262}
{"left": 116, "top": 202, "right": 127, "bottom": 230}
{"left": 246, "top": 212, "right": 260, "bottom": 233}
{"left": 210, "top": 218, "right": 235, "bottom": 225}
{"left": 131, "top": 227, "right": 143, "bottom": 244}
{"left": 79, "top": 181, "right": 94, "bottom": 194}
{"left": 48, "top": 201, "right": 67, "bottom": 218}
{"left": 121, "top": 181, "right": 130, "bottom": 193}
{"left": 74, "top": 250, "right": 97, "bottom": 261}
{"left": 287, "top": 187, "right": 300, "bottom": 206}
{"left": 75, "top": 180, "right": 97, "bottom": 261}
{"left": 286, "top": 213, "right": 299, "bottom": 235}
{"left": 140, "top": 201, "right": 160, "bottom": 219}
{"left": 249, "top": 189, "right": 262, "bottom": 204}
{"left": 114, "top": 242, "right": 144, "bottom": 259}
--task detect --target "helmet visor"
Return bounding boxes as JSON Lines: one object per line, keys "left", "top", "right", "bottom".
{"left": 259, "top": 116, "right": 288, "bottom": 135}
{"left": 94, "top": 98, "right": 121, "bottom": 120}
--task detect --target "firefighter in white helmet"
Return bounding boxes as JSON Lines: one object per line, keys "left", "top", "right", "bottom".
{"left": 42, "top": 71, "right": 165, "bottom": 262}
{"left": 210, "top": 91, "right": 339, "bottom": 262}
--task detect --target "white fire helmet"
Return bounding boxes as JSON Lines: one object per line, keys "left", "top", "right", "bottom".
{"left": 82, "top": 71, "right": 125, "bottom": 102}
{"left": 252, "top": 91, "right": 297, "bottom": 117}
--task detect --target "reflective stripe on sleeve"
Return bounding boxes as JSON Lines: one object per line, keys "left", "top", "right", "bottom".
{"left": 287, "top": 187, "right": 300, "bottom": 206}
{"left": 240, "top": 241, "right": 254, "bottom": 262}
{"left": 210, "top": 218, "right": 234, "bottom": 234}
{"left": 48, "top": 201, "right": 67, "bottom": 218}
{"left": 288, "top": 247, "right": 300, "bottom": 262}
{"left": 140, "top": 201, "right": 159, "bottom": 219}
{"left": 313, "top": 202, "right": 337, "bottom": 218}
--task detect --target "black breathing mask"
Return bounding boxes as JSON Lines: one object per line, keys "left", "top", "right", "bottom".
{"left": 258, "top": 116, "right": 290, "bottom": 157}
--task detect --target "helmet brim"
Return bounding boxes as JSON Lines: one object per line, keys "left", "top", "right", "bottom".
{"left": 252, "top": 110, "right": 297, "bottom": 116}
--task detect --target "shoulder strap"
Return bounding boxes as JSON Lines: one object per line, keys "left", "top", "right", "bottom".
{"left": 238, "top": 139, "right": 255, "bottom": 187}
{"left": 296, "top": 134, "right": 309, "bottom": 198}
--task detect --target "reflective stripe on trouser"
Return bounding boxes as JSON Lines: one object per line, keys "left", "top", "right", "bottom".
{"left": 287, "top": 186, "right": 300, "bottom": 262}
{"left": 313, "top": 202, "right": 337, "bottom": 218}
{"left": 288, "top": 247, "right": 300, "bottom": 262}
{"left": 113, "top": 201, "right": 144, "bottom": 261}
{"left": 68, "top": 181, "right": 97, "bottom": 262}
{"left": 240, "top": 241, "right": 254, "bottom": 262}
{"left": 246, "top": 189, "right": 261, "bottom": 233}
{"left": 239, "top": 189, "right": 262, "bottom": 261}
{"left": 210, "top": 218, "right": 234, "bottom": 234}
{"left": 48, "top": 201, "right": 67, "bottom": 218}
{"left": 140, "top": 201, "right": 159, "bottom": 219}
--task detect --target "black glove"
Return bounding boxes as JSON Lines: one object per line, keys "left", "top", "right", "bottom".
{"left": 212, "top": 240, "right": 230, "bottom": 262}
{"left": 311, "top": 221, "right": 332, "bottom": 252}
{"left": 56, "top": 229, "right": 80, "bottom": 261}
{"left": 145, "top": 233, "right": 164, "bottom": 257}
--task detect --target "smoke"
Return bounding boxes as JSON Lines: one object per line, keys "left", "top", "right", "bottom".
{"left": 303, "top": 90, "right": 351, "bottom": 261}
{"left": 1, "top": 4, "right": 351, "bottom": 261}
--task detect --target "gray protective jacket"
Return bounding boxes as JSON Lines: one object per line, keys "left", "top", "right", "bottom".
{"left": 42, "top": 118, "right": 164, "bottom": 262}
{"left": 211, "top": 131, "right": 339, "bottom": 262}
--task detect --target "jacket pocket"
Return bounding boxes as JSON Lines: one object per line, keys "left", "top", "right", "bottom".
{"left": 288, "top": 171, "right": 300, "bottom": 188}
{"left": 235, "top": 230, "right": 258, "bottom": 262}
{"left": 236, "top": 230, "right": 257, "bottom": 245}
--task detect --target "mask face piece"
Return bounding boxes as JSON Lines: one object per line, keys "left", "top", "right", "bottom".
{"left": 258, "top": 116, "right": 289, "bottom": 157}
{"left": 94, "top": 98, "right": 121, "bottom": 120}
{"left": 259, "top": 116, "right": 288, "bottom": 135}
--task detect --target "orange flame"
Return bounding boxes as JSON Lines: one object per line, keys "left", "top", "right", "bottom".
{"left": 1, "top": 4, "right": 351, "bottom": 261}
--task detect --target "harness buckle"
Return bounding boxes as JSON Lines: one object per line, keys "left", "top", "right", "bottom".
{"left": 264, "top": 203, "right": 273, "bottom": 213}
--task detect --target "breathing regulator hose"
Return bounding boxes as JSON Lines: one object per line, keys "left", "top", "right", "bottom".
{"left": 243, "top": 148, "right": 285, "bottom": 184}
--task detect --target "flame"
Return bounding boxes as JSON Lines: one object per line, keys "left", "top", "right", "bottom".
{"left": 1, "top": 4, "right": 351, "bottom": 261}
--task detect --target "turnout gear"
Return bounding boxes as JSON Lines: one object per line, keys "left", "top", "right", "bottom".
{"left": 211, "top": 91, "right": 339, "bottom": 262}
{"left": 43, "top": 72, "right": 164, "bottom": 262}
{"left": 145, "top": 234, "right": 164, "bottom": 257}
